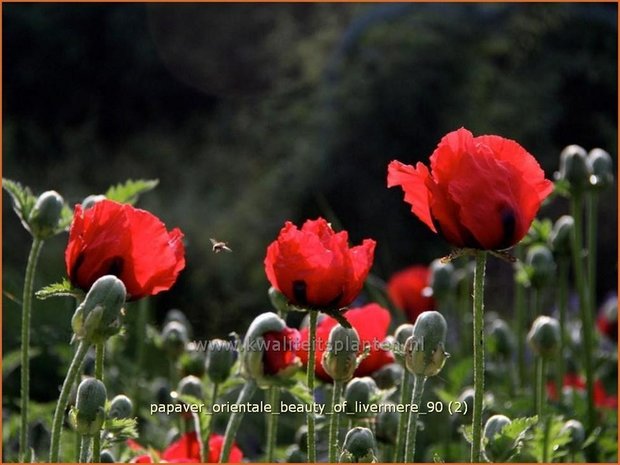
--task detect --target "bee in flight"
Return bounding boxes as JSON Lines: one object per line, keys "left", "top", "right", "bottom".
{"left": 210, "top": 238, "right": 232, "bottom": 253}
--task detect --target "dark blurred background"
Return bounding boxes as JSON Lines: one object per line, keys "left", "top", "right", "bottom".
{"left": 2, "top": 3, "right": 617, "bottom": 398}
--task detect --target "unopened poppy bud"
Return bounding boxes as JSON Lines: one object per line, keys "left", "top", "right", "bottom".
{"left": 344, "top": 377, "right": 378, "bottom": 416}
{"left": 28, "top": 190, "right": 64, "bottom": 239}
{"left": 177, "top": 375, "right": 204, "bottom": 400}
{"left": 560, "top": 419, "right": 585, "bottom": 452}
{"left": 483, "top": 414, "right": 512, "bottom": 461}
{"left": 242, "top": 312, "right": 301, "bottom": 388}
{"left": 205, "top": 339, "right": 236, "bottom": 384}
{"left": 109, "top": 394, "right": 133, "bottom": 419}
{"left": 71, "top": 275, "right": 126, "bottom": 343}
{"left": 458, "top": 387, "right": 474, "bottom": 417}
{"left": 164, "top": 309, "right": 192, "bottom": 337}
{"left": 550, "top": 215, "right": 574, "bottom": 257}
{"left": 526, "top": 245, "right": 556, "bottom": 289}
{"left": 558, "top": 145, "right": 589, "bottom": 193}
{"left": 340, "top": 427, "right": 377, "bottom": 463}
{"left": 527, "top": 316, "right": 561, "bottom": 359}
{"left": 295, "top": 425, "right": 308, "bottom": 453}
{"left": 268, "top": 286, "right": 290, "bottom": 315}
{"left": 285, "top": 445, "right": 307, "bottom": 463}
{"left": 429, "top": 259, "right": 454, "bottom": 301}
{"left": 322, "top": 325, "right": 360, "bottom": 382}
{"left": 394, "top": 324, "right": 414, "bottom": 364}
{"left": 488, "top": 319, "right": 515, "bottom": 359}
{"left": 375, "top": 405, "right": 399, "bottom": 444}
{"left": 81, "top": 194, "right": 106, "bottom": 210}
{"left": 372, "top": 363, "right": 403, "bottom": 389}
{"left": 100, "top": 449, "right": 115, "bottom": 463}
{"left": 181, "top": 351, "right": 206, "bottom": 378}
{"left": 404, "top": 311, "right": 448, "bottom": 377}
{"left": 587, "top": 148, "right": 614, "bottom": 190}
{"left": 75, "top": 378, "right": 107, "bottom": 436}
{"left": 162, "top": 321, "right": 189, "bottom": 360}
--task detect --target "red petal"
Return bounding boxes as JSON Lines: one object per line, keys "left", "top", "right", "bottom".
{"left": 263, "top": 327, "right": 300, "bottom": 375}
{"left": 208, "top": 434, "right": 243, "bottom": 463}
{"left": 162, "top": 432, "right": 201, "bottom": 461}
{"left": 387, "top": 160, "right": 436, "bottom": 233}
{"left": 387, "top": 266, "right": 435, "bottom": 322}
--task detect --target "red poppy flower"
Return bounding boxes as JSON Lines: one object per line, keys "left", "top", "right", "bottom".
{"left": 263, "top": 327, "right": 301, "bottom": 375}
{"left": 546, "top": 373, "right": 617, "bottom": 409}
{"left": 388, "top": 128, "right": 553, "bottom": 250}
{"left": 130, "top": 432, "right": 243, "bottom": 463}
{"left": 65, "top": 199, "right": 185, "bottom": 300}
{"left": 264, "top": 218, "right": 376, "bottom": 308}
{"left": 596, "top": 295, "right": 617, "bottom": 342}
{"left": 298, "top": 303, "right": 394, "bottom": 382}
{"left": 387, "top": 265, "right": 435, "bottom": 322}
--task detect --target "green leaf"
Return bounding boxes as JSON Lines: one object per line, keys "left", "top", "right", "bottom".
{"left": 459, "top": 424, "right": 473, "bottom": 445}
{"left": 529, "top": 415, "right": 571, "bottom": 463}
{"left": 105, "top": 179, "right": 159, "bottom": 205}
{"left": 2, "top": 178, "right": 37, "bottom": 234}
{"left": 35, "top": 278, "right": 84, "bottom": 300}
{"left": 57, "top": 204, "right": 74, "bottom": 231}
{"left": 289, "top": 380, "right": 314, "bottom": 406}
{"left": 486, "top": 415, "right": 538, "bottom": 462}
{"left": 103, "top": 417, "right": 139, "bottom": 446}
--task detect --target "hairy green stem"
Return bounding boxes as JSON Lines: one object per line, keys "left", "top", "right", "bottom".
{"left": 569, "top": 194, "right": 595, "bottom": 433}
{"left": 133, "top": 299, "right": 149, "bottom": 407}
{"left": 219, "top": 380, "right": 257, "bottom": 463}
{"left": 79, "top": 436, "right": 91, "bottom": 463}
{"left": 557, "top": 258, "right": 569, "bottom": 398}
{"left": 50, "top": 341, "right": 90, "bottom": 462}
{"left": 514, "top": 247, "right": 526, "bottom": 389}
{"left": 19, "top": 237, "right": 44, "bottom": 461}
{"left": 266, "top": 387, "right": 280, "bottom": 462}
{"left": 404, "top": 374, "right": 427, "bottom": 462}
{"left": 328, "top": 380, "right": 344, "bottom": 462}
{"left": 536, "top": 357, "right": 546, "bottom": 420}
{"left": 586, "top": 193, "right": 598, "bottom": 320}
{"left": 306, "top": 310, "right": 318, "bottom": 463}
{"left": 91, "top": 342, "right": 105, "bottom": 463}
{"left": 393, "top": 369, "right": 412, "bottom": 462}
{"left": 470, "top": 251, "right": 487, "bottom": 463}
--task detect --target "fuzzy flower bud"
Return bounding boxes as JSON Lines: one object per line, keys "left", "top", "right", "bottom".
{"left": 177, "top": 375, "right": 204, "bottom": 400}
{"left": 560, "top": 419, "right": 585, "bottom": 452}
{"left": 483, "top": 414, "right": 512, "bottom": 461}
{"left": 162, "top": 321, "right": 189, "bottom": 360}
{"left": 488, "top": 319, "right": 515, "bottom": 359}
{"left": 100, "top": 450, "right": 115, "bottom": 463}
{"left": 242, "top": 312, "right": 301, "bottom": 388}
{"left": 181, "top": 351, "right": 206, "bottom": 378}
{"left": 587, "top": 148, "right": 614, "bottom": 190}
{"left": 344, "top": 377, "right": 378, "bottom": 417}
{"left": 285, "top": 445, "right": 307, "bottom": 463}
{"left": 558, "top": 144, "right": 589, "bottom": 193}
{"left": 393, "top": 324, "right": 414, "bottom": 365}
{"left": 527, "top": 316, "right": 561, "bottom": 359}
{"left": 164, "top": 309, "right": 192, "bottom": 337}
{"left": 429, "top": 259, "right": 454, "bottom": 301}
{"left": 75, "top": 378, "right": 107, "bottom": 436}
{"left": 404, "top": 311, "right": 448, "bottom": 377}
{"left": 108, "top": 394, "right": 133, "bottom": 420}
{"left": 339, "top": 427, "right": 377, "bottom": 463}
{"left": 321, "top": 325, "right": 360, "bottom": 383}
{"left": 526, "top": 245, "right": 556, "bottom": 289}
{"left": 268, "top": 286, "right": 290, "bottom": 315}
{"left": 372, "top": 363, "right": 403, "bottom": 390}
{"left": 550, "top": 215, "right": 574, "bottom": 257}
{"left": 71, "top": 275, "right": 126, "bottom": 343}
{"left": 28, "top": 190, "right": 64, "bottom": 239}
{"left": 205, "top": 339, "right": 236, "bottom": 384}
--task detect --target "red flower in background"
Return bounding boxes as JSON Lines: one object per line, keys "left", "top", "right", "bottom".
{"left": 546, "top": 373, "right": 617, "bottom": 409}
{"left": 596, "top": 295, "right": 617, "bottom": 342}
{"left": 387, "top": 265, "right": 435, "bottom": 322}
{"left": 298, "top": 303, "right": 394, "bottom": 382}
{"left": 263, "top": 327, "right": 301, "bottom": 375}
{"left": 130, "top": 432, "right": 243, "bottom": 463}
{"left": 265, "top": 218, "right": 376, "bottom": 308}
{"left": 65, "top": 199, "right": 185, "bottom": 300}
{"left": 388, "top": 128, "right": 553, "bottom": 250}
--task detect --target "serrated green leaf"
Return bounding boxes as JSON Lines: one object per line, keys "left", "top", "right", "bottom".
{"left": 486, "top": 415, "right": 538, "bottom": 462}
{"left": 57, "top": 204, "right": 74, "bottom": 231}
{"left": 103, "top": 416, "right": 139, "bottom": 446}
{"left": 105, "top": 179, "right": 159, "bottom": 205}
{"left": 289, "top": 381, "right": 314, "bottom": 405}
{"left": 35, "top": 279, "right": 84, "bottom": 300}
{"left": 529, "top": 415, "right": 571, "bottom": 463}
{"left": 2, "top": 178, "right": 37, "bottom": 233}
{"left": 459, "top": 424, "right": 473, "bottom": 444}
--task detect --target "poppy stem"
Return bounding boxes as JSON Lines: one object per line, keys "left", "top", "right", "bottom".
{"left": 328, "top": 380, "right": 344, "bottom": 463}
{"left": 91, "top": 342, "right": 105, "bottom": 463}
{"left": 219, "top": 380, "right": 257, "bottom": 463}
{"left": 79, "top": 435, "right": 91, "bottom": 463}
{"left": 586, "top": 192, "right": 597, "bottom": 324}
{"left": 569, "top": 194, "right": 595, "bottom": 434}
{"left": 470, "top": 250, "right": 487, "bottom": 463}
{"left": 392, "top": 369, "right": 412, "bottom": 462}
{"left": 404, "top": 373, "right": 427, "bottom": 462}
{"left": 19, "top": 237, "right": 44, "bottom": 461}
{"left": 266, "top": 387, "right": 280, "bottom": 462}
{"left": 306, "top": 310, "right": 318, "bottom": 463}
{"left": 536, "top": 357, "right": 546, "bottom": 420}
{"left": 50, "top": 340, "right": 90, "bottom": 462}
{"left": 513, "top": 246, "right": 526, "bottom": 389}
{"left": 557, "top": 257, "right": 569, "bottom": 400}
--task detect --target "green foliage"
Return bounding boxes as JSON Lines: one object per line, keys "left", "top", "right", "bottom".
{"left": 104, "top": 179, "right": 159, "bottom": 205}
{"left": 3, "top": 178, "right": 38, "bottom": 234}
{"left": 528, "top": 415, "right": 571, "bottom": 463}
{"left": 484, "top": 415, "right": 538, "bottom": 462}
{"left": 102, "top": 417, "right": 139, "bottom": 446}
{"left": 35, "top": 278, "right": 83, "bottom": 300}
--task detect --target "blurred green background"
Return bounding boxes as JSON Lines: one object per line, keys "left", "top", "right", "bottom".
{"left": 2, "top": 3, "right": 617, "bottom": 402}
